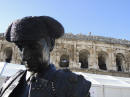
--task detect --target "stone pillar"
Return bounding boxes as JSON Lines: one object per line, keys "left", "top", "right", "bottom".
{"left": 15, "top": 47, "right": 22, "bottom": 64}
{"left": 74, "top": 41, "right": 82, "bottom": 69}
{"left": 69, "top": 46, "right": 73, "bottom": 68}
{"left": 0, "top": 43, "right": 2, "bottom": 61}
{"left": 54, "top": 51, "right": 60, "bottom": 68}
{"left": 70, "top": 42, "right": 80, "bottom": 68}
{"left": 89, "top": 45, "right": 98, "bottom": 69}
{"left": 11, "top": 46, "right": 15, "bottom": 63}
{"left": 108, "top": 52, "right": 117, "bottom": 71}
{"left": 107, "top": 52, "right": 115, "bottom": 71}
{"left": 122, "top": 59, "right": 127, "bottom": 72}
{"left": 75, "top": 51, "right": 80, "bottom": 68}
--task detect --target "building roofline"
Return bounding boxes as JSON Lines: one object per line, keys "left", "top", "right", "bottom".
{"left": 62, "top": 33, "right": 130, "bottom": 46}
{"left": 1, "top": 32, "right": 130, "bottom": 46}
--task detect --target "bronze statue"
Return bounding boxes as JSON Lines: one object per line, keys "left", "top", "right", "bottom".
{"left": 0, "top": 16, "right": 91, "bottom": 97}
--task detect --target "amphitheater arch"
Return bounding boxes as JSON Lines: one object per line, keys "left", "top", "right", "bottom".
{"left": 98, "top": 51, "right": 108, "bottom": 70}
{"left": 116, "top": 53, "right": 125, "bottom": 72}
{"left": 79, "top": 49, "right": 90, "bottom": 68}
{"left": 59, "top": 54, "right": 69, "bottom": 67}
{"left": 3, "top": 47, "right": 13, "bottom": 62}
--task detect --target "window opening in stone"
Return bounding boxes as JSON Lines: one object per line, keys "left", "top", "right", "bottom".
{"left": 59, "top": 54, "right": 69, "bottom": 67}
{"left": 4, "top": 47, "right": 13, "bottom": 62}
{"left": 98, "top": 52, "right": 107, "bottom": 70}
{"left": 116, "top": 53, "right": 124, "bottom": 72}
{"left": 79, "top": 50, "right": 89, "bottom": 68}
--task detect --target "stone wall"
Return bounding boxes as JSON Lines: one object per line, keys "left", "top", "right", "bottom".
{"left": 1, "top": 33, "right": 130, "bottom": 77}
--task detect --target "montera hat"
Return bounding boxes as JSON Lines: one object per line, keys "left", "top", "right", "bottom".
{"left": 5, "top": 16, "right": 64, "bottom": 42}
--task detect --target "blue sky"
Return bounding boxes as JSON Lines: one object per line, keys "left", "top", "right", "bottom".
{"left": 0, "top": 0, "right": 130, "bottom": 40}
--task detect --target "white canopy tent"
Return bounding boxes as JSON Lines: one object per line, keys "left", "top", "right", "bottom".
{"left": 0, "top": 62, "right": 25, "bottom": 86}
{"left": 75, "top": 72, "right": 130, "bottom": 97}
{"left": 0, "top": 62, "right": 25, "bottom": 76}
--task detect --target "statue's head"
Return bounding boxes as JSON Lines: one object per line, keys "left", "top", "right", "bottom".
{"left": 4, "top": 16, "right": 64, "bottom": 73}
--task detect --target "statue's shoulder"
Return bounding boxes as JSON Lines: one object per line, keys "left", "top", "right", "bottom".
{"left": 54, "top": 69, "right": 79, "bottom": 82}
{"left": 53, "top": 69, "right": 91, "bottom": 97}
{"left": 54, "top": 68, "right": 91, "bottom": 83}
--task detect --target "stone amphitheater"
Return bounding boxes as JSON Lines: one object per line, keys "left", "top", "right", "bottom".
{"left": 0, "top": 33, "right": 130, "bottom": 77}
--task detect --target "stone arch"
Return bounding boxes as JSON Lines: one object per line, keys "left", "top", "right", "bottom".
{"left": 79, "top": 49, "right": 90, "bottom": 68}
{"left": 59, "top": 54, "right": 69, "bottom": 67}
{"left": 98, "top": 51, "right": 108, "bottom": 70}
{"left": 3, "top": 47, "right": 13, "bottom": 62}
{"left": 116, "top": 53, "right": 125, "bottom": 72}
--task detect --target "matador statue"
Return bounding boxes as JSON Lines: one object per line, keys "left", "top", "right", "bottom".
{"left": 0, "top": 16, "right": 91, "bottom": 97}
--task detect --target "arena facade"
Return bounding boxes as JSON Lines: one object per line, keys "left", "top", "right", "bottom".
{"left": 0, "top": 33, "right": 130, "bottom": 77}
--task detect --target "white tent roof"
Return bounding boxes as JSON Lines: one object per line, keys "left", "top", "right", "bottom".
{"left": 0, "top": 62, "right": 25, "bottom": 76}
{"left": 1, "top": 62, "right": 130, "bottom": 88}
{"left": 75, "top": 72, "right": 130, "bottom": 88}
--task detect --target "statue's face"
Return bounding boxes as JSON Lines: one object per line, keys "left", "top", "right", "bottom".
{"left": 16, "top": 38, "right": 50, "bottom": 73}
